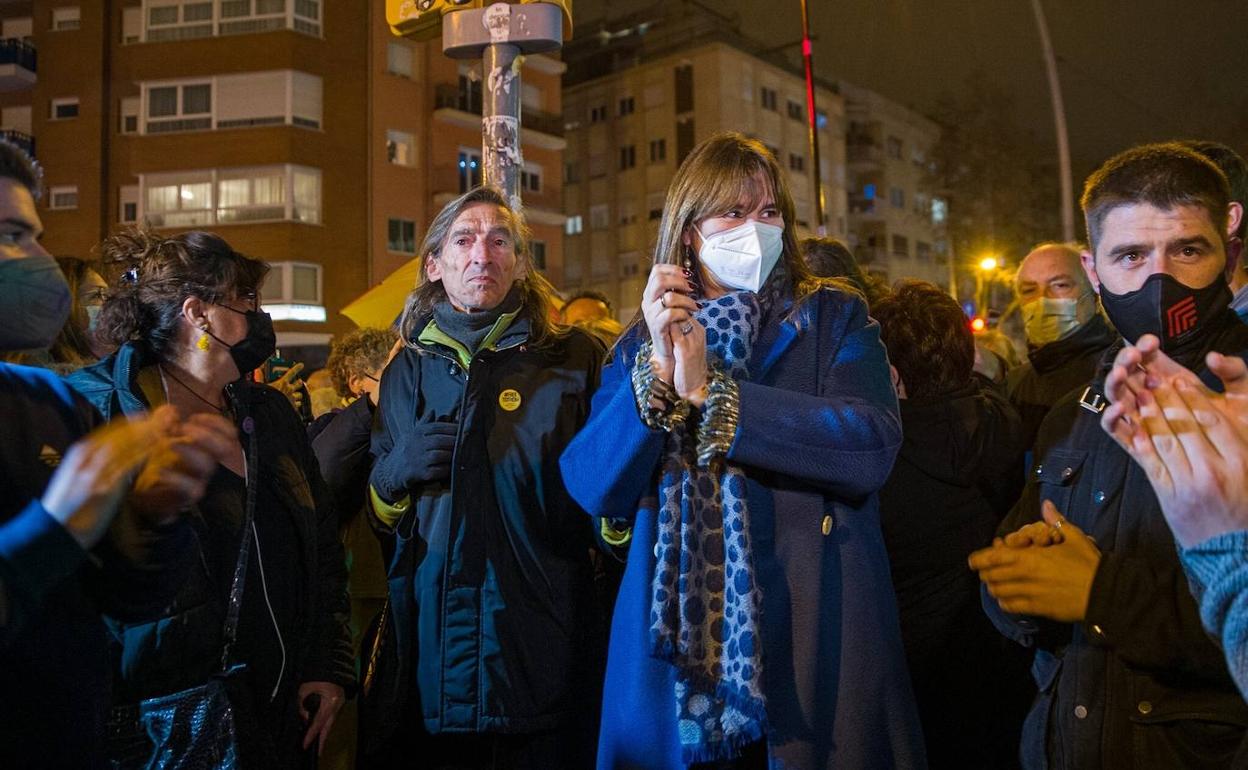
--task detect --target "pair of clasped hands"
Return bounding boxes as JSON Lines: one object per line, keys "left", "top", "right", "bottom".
{"left": 642, "top": 264, "right": 709, "bottom": 408}
{"left": 42, "top": 405, "right": 237, "bottom": 551}
{"left": 969, "top": 334, "right": 1248, "bottom": 622}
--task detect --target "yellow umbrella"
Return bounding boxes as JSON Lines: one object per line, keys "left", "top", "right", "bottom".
{"left": 340, "top": 258, "right": 567, "bottom": 329}
{"left": 340, "top": 257, "right": 422, "bottom": 328}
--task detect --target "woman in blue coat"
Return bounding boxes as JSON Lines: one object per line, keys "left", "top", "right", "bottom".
{"left": 560, "top": 133, "right": 926, "bottom": 770}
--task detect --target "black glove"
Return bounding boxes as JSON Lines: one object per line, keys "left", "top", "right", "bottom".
{"left": 371, "top": 419, "right": 458, "bottom": 503}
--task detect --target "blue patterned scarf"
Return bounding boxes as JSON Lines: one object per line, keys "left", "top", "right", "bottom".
{"left": 649, "top": 276, "right": 786, "bottom": 763}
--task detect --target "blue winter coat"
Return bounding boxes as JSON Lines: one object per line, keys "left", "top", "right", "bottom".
{"left": 560, "top": 287, "right": 927, "bottom": 770}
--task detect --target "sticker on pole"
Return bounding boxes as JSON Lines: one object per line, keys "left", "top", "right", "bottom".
{"left": 483, "top": 3, "right": 511, "bottom": 42}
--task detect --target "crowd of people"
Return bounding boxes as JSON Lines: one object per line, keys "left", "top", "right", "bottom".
{"left": 5, "top": 128, "right": 1248, "bottom": 770}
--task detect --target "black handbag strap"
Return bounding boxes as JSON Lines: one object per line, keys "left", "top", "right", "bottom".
{"left": 219, "top": 389, "right": 260, "bottom": 672}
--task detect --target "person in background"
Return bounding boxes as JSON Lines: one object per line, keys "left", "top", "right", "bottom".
{"left": 0, "top": 138, "right": 232, "bottom": 767}
{"left": 872, "top": 280, "right": 1030, "bottom": 769}
{"left": 2, "top": 254, "right": 113, "bottom": 372}
{"left": 560, "top": 288, "right": 615, "bottom": 326}
{"left": 1182, "top": 141, "right": 1248, "bottom": 322}
{"left": 67, "top": 229, "right": 355, "bottom": 767}
{"left": 308, "top": 326, "right": 398, "bottom": 770}
{"left": 306, "top": 366, "right": 339, "bottom": 419}
{"left": 971, "top": 143, "right": 1248, "bottom": 769}
{"left": 561, "top": 133, "right": 924, "bottom": 770}
{"left": 366, "top": 187, "right": 606, "bottom": 769}
{"left": 1007, "top": 242, "right": 1117, "bottom": 450}
{"left": 800, "top": 236, "right": 888, "bottom": 308}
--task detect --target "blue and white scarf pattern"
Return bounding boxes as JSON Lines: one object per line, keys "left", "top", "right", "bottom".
{"left": 649, "top": 290, "right": 769, "bottom": 764}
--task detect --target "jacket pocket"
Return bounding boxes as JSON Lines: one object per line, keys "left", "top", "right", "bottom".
{"left": 1032, "top": 448, "right": 1086, "bottom": 516}
{"left": 1127, "top": 672, "right": 1248, "bottom": 768}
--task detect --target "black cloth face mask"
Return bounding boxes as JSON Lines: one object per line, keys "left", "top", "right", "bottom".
{"left": 210, "top": 306, "right": 277, "bottom": 376}
{"left": 1098, "top": 271, "right": 1232, "bottom": 359}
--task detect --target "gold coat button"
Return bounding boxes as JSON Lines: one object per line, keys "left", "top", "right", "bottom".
{"left": 1074, "top": 705, "right": 1088, "bottom": 719}
{"left": 1138, "top": 701, "right": 1153, "bottom": 715}
{"left": 821, "top": 515, "right": 833, "bottom": 536}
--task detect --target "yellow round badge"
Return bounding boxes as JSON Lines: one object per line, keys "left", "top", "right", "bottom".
{"left": 498, "top": 388, "right": 522, "bottom": 411}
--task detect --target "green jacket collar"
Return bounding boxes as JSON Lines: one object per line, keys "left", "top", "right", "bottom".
{"left": 417, "top": 306, "right": 524, "bottom": 369}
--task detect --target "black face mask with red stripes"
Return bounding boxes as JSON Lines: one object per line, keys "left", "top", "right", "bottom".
{"left": 1099, "top": 271, "right": 1233, "bottom": 365}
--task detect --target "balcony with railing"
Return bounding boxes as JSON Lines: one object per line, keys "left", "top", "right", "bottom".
{"left": 0, "top": 38, "right": 36, "bottom": 91}
{"left": 434, "top": 84, "right": 566, "bottom": 147}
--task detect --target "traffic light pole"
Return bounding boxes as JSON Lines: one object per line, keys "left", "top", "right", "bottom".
{"left": 441, "top": 3, "right": 564, "bottom": 209}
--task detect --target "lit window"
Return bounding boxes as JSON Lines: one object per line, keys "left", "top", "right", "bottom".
{"left": 387, "top": 42, "right": 413, "bottom": 78}
{"left": 457, "top": 149, "right": 481, "bottom": 193}
{"left": 50, "top": 97, "right": 79, "bottom": 120}
{"left": 140, "top": 164, "right": 320, "bottom": 227}
{"left": 51, "top": 7, "right": 81, "bottom": 31}
{"left": 49, "top": 186, "right": 78, "bottom": 210}
{"left": 263, "top": 261, "right": 325, "bottom": 321}
{"left": 590, "top": 204, "right": 609, "bottom": 230}
{"left": 387, "top": 129, "right": 415, "bottom": 167}
{"left": 387, "top": 218, "right": 417, "bottom": 254}
{"left": 565, "top": 215, "right": 583, "bottom": 235}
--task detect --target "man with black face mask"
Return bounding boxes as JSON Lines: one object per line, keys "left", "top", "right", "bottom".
{"left": 970, "top": 142, "right": 1248, "bottom": 770}
{"left": 0, "top": 140, "right": 234, "bottom": 767}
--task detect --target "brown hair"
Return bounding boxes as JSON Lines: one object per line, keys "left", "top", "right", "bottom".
{"left": 327, "top": 326, "right": 399, "bottom": 398}
{"left": 96, "top": 229, "right": 269, "bottom": 359}
{"left": 872, "top": 279, "right": 975, "bottom": 401}
{"left": 650, "top": 133, "right": 824, "bottom": 309}
{"left": 1081, "top": 142, "right": 1231, "bottom": 253}
{"left": 398, "top": 186, "right": 564, "bottom": 346}
{"left": 49, "top": 256, "right": 101, "bottom": 366}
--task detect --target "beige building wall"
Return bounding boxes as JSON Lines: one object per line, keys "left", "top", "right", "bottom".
{"left": 843, "top": 82, "right": 949, "bottom": 290}
{"left": 563, "top": 40, "right": 846, "bottom": 320}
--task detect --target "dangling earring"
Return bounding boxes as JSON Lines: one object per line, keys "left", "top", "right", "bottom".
{"left": 682, "top": 244, "right": 693, "bottom": 271}
{"left": 196, "top": 327, "right": 211, "bottom": 352}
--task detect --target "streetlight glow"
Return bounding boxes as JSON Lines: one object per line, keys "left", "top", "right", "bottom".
{"left": 978, "top": 256, "right": 999, "bottom": 272}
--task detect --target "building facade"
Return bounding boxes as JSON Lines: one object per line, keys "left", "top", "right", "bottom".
{"left": 842, "top": 82, "right": 950, "bottom": 290}
{"left": 561, "top": 2, "right": 848, "bottom": 320}
{"left": 1, "top": 0, "right": 565, "bottom": 357}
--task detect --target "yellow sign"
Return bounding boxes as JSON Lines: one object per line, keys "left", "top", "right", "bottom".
{"left": 385, "top": 0, "right": 573, "bottom": 42}
{"left": 498, "top": 388, "right": 522, "bottom": 411}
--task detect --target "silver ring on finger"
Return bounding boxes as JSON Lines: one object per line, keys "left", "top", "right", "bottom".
{"left": 680, "top": 321, "right": 695, "bottom": 335}
{"left": 661, "top": 290, "right": 671, "bottom": 309}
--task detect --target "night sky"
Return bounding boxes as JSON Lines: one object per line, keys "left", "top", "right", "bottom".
{"left": 573, "top": 0, "right": 1248, "bottom": 185}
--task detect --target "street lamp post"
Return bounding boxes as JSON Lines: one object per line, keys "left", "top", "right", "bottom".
{"left": 1028, "top": 0, "right": 1075, "bottom": 242}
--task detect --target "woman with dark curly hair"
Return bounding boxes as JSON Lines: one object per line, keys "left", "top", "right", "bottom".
{"left": 66, "top": 229, "right": 354, "bottom": 767}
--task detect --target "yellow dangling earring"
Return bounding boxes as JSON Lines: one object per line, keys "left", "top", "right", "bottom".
{"left": 196, "top": 327, "right": 211, "bottom": 352}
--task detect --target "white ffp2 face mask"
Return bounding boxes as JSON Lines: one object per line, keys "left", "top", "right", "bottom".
{"left": 1021, "top": 296, "right": 1082, "bottom": 346}
{"left": 697, "top": 221, "right": 783, "bottom": 292}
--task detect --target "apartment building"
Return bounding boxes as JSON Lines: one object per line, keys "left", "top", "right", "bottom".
{"left": 1, "top": 0, "right": 565, "bottom": 357}
{"left": 561, "top": 2, "right": 848, "bottom": 320}
{"left": 841, "top": 82, "right": 949, "bottom": 290}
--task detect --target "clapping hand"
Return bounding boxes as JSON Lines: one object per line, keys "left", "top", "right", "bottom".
{"left": 1100, "top": 334, "right": 1248, "bottom": 547}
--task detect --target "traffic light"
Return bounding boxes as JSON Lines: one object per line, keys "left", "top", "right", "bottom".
{"left": 386, "top": 0, "right": 573, "bottom": 42}
{"left": 970, "top": 316, "right": 987, "bottom": 333}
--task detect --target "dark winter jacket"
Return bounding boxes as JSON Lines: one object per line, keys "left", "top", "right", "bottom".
{"left": 878, "top": 377, "right": 1032, "bottom": 769}
{"left": 367, "top": 307, "right": 606, "bottom": 744}
{"left": 1007, "top": 314, "right": 1117, "bottom": 451}
{"left": 67, "top": 344, "right": 355, "bottom": 705}
{"left": 0, "top": 363, "right": 195, "bottom": 768}
{"left": 561, "top": 288, "right": 927, "bottom": 770}
{"left": 986, "top": 318, "right": 1248, "bottom": 770}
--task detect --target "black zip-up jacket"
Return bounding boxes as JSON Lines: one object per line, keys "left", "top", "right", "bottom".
{"left": 985, "top": 317, "right": 1248, "bottom": 770}
{"left": 1007, "top": 314, "right": 1118, "bottom": 452}
{"left": 66, "top": 344, "right": 355, "bottom": 703}
{"left": 367, "top": 309, "right": 606, "bottom": 743}
{"left": 0, "top": 363, "right": 195, "bottom": 768}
